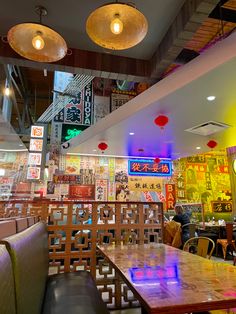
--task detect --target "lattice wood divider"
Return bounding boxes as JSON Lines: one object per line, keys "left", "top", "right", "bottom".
{"left": 0, "top": 200, "right": 163, "bottom": 309}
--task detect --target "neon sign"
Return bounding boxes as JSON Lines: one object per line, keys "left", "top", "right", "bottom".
{"left": 128, "top": 159, "right": 172, "bottom": 176}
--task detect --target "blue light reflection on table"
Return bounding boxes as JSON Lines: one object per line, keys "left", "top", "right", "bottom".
{"left": 129, "top": 264, "right": 179, "bottom": 286}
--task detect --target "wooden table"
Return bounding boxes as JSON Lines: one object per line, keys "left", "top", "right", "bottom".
{"left": 97, "top": 243, "right": 236, "bottom": 314}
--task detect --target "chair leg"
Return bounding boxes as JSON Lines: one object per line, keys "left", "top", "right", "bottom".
{"left": 222, "top": 245, "right": 227, "bottom": 260}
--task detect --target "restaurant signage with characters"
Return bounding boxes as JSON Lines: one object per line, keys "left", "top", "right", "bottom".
{"left": 54, "top": 81, "right": 93, "bottom": 125}
{"left": 212, "top": 201, "right": 232, "bottom": 212}
{"left": 128, "top": 159, "right": 172, "bottom": 176}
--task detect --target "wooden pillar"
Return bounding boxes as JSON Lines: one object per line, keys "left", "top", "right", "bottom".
{"left": 226, "top": 146, "right": 236, "bottom": 216}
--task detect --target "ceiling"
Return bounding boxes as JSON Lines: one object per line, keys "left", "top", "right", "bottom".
{"left": 1, "top": 0, "right": 236, "bottom": 157}
{"left": 65, "top": 31, "right": 236, "bottom": 159}
{"left": 0, "top": 0, "right": 186, "bottom": 60}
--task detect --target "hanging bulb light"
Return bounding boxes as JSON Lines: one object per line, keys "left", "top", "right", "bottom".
{"left": 86, "top": 2, "right": 148, "bottom": 50}
{"left": 110, "top": 14, "right": 123, "bottom": 35}
{"left": 7, "top": 5, "right": 67, "bottom": 62}
{"left": 32, "top": 31, "right": 45, "bottom": 50}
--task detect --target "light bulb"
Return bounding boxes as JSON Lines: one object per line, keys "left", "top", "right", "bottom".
{"left": 4, "top": 87, "right": 10, "bottom": 96}
{"left": 110, "top": 14, "right": 123, "bottom": 35}
{"left": 32, "top": 33, "right": 45, "bottom": 50}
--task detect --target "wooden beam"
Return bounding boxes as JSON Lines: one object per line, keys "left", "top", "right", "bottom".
{"left": 150, "top": 0, "right": 220, "bottom": 79}
{"left": 0, "top": 41, "right": 149, "bottom": 82}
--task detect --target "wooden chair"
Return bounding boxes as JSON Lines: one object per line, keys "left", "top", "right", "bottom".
{"left": 182, "top": 223, "right": 197, "bottom": 238}
{"left": 183, "top": 236, "right": 215, "bottom": 259}
{"left": 216, "top": 223, "right": 236, "bottom": 260}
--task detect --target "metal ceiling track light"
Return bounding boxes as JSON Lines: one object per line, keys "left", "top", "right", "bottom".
{"left": 86, "top": 1, "right": 148, "bottom": 50}
{"left": 7, "top": 5, "right": 67, "bottom": 63}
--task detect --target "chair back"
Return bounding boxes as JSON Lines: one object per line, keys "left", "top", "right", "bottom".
{"left": 182, "top": 223, "right": 197, "bottom": 238}
{"left": 226, "top": 223, "right": 234, "bottom": 243}
{"left": 183, "top": 236, "right": 215, "bottom": 259}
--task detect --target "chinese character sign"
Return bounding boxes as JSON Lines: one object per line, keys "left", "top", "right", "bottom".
{"left": 128, "top": 159, "right": 172, "bottom": 176}
{"left": 29, "top": 139, "right": 43, "bottom": 152}
{"left": 31, "top": 125, "right": 44, "bottom": 138}
{"left": 28, "top": 153, "right": 42, "bottom": 166}
{"left": 54, "top": 81, "right": 93, "bottom": 125}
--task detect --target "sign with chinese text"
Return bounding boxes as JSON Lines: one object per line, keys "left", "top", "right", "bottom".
{"left": 31, "top": 125, "right": 44, "bottom": 138}
{"left": 111, "top": 92, "right": 135, "bottom": 112}
{"left": 27, "top": 167, "right": 41, "bottom": 180}
{"left": 29, "top": 139, "right": 43, "bottom": 152}
{"left": 69, "top": 185, "right": 95, "bottom": 200}
{"left": 27, "top": 123, "right": 47, "bottom": 181}
{"left": 128, "top": 176, "right": 162, "bottom": 191}
{"left": 95, "top": 179, "right": 108, "bottom": 201}
{"left": 28, "top": 153, "right": 42, "bottom": 166}
{"left": 53, "top": 174, "right": 81, "bottom": 184}
{"left": 54, "top": 81, "right": 93, "bottom": 125}
{"left": 165, "top": 184, "right": 176, "bottom": 209}
{"left": 212, "top": 201, "right": 232, "bottom": 212}
{"left": 128, "top": 159, "right": 172, "bottom": 177}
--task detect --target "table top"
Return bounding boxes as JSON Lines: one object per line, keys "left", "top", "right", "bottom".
{"left": 97, "top": 243, "right": 236, "bottom": 314}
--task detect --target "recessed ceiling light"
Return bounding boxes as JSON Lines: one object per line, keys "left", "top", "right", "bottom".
{"left": 129, "top": 132, "right": 135, "bottom": 135}
{"left": 207, "top": 95, "right": 216, "bottom": 101}
{"left": 19, "top": 144, "right": 24, "bottom": 147}
{"left": 196, "top": 146, "right": 201, "bottom": 150}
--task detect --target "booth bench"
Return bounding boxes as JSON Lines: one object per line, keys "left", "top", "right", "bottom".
{"left": 0, "top": 222, "right": 109, "bottom": 314}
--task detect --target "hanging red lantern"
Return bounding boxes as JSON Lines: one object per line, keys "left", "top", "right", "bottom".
{"left": 207, "top": 140, "right": 217, "bottom": 149}
{"left": 154, "top": 115, "right": 169, "bottom": 129}
{"left": 98, "top": 142, "right": 108, "bottom": 151}
{"left": 154, "top": 157, "right": 161, "bottom": 164}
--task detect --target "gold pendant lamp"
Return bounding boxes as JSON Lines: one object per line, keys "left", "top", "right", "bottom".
{"left": 7, "top": 6, "right": 67, "bottom": 63}
{"left": 86, "top": 1, "right": 148, "bottom": 50}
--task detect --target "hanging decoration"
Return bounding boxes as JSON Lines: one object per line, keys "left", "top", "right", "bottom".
{"left": 98, "top": 142, "right": 108, "bottom": 152}
{"left": 207, "top": 140, "right": 217, "bottom": 149}
{"left": 153, "top": 157, "right": 161, "bottom": 164}
{"left": 154, "top": 115, "right": 169, "bottom": 129}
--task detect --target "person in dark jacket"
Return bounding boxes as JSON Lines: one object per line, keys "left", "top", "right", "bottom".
{"left": 172, "top": 204, "right": 190, "bottom": 244}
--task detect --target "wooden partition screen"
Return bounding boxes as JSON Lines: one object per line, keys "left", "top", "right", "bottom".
{"left": 0, "top": 200, "right": 163, "bottom": 310}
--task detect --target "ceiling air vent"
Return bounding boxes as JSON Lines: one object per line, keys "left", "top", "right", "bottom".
{"left": 185, "top": 121, "right": 230, "bottom": 136}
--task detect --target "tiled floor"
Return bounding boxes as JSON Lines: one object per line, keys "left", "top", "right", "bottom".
{"left": 110, "top": 254, "right": 236, "bottom": 314}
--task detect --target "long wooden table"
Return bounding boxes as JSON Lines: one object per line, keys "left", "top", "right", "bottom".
{"left": 97, "top": 243, "right": 236, "bottom": 314}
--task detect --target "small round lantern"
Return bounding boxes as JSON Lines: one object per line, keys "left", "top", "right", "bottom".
{"left": 154, "top": 115, "right": 169, "bottom": 129}
{"left": 207, "top": 140, "right": 217, "bottom": 149}
{"left": 98, "top": 142, "right": 108, "bottom": 152}
{"left": 154, "top": 157, "right": 161, "bottom": 164}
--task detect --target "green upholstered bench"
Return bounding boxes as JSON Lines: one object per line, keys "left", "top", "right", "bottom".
{"left": 1, "top": 222, "right": 109, "bottom": 314}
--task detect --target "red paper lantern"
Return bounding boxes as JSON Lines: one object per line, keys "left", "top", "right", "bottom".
{"left": 154, "top": 157, "right": 161, "bottom": 164}
{"left": 98, "top": 142, "right": 108, "bottom": 151}
{"left": 154, "top": 115, "right": 169, "bottom": 128}
{"left": 207, "top": 140, "right": 217, "bottom": 149}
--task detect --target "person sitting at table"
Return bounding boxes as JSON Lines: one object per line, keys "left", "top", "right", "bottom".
{"left": 172, "top": 204, "right": 190, "bottom": 244}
